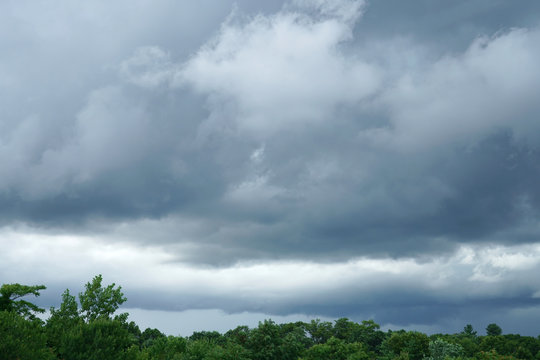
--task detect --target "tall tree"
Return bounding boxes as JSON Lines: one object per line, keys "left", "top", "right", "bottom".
{"left": 462, "top": 324, "right": 477, "bottom": 337}
{"left": 78, "top": 274, "right": 127, "bottom": 322}
{"left": 486, "top": 323, "right": 502, "bottom": 336}
{"left": 46, "top": 289, "right": 81, "bottom": 356}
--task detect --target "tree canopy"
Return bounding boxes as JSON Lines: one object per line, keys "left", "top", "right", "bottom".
{"left": 486, "top": 323, "right": 503, "bottom": 336}
{"left": 79, "top": 274, "right": 127, "bottom": 322}
{"left": 0, "top": 283, "right": 46, "bottom": 319}
{"left": 1, "top": 277, "right": 539, "bottom": 360}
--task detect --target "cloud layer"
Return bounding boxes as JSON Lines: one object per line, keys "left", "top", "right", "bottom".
{"left": 2, "top": 0, "right": 540, "bottom": 334}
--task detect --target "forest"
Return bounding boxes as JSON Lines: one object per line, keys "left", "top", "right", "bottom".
{"left": 1, "top": 275, "right": 539, "bottom": 360}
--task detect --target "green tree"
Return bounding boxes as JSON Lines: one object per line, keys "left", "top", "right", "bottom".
{"left": 0, "top": 310, "right": 54, "bottom": 360}
{"left": 514, "top": 346, "right": 534, "bottom": 360}
{"left": 247, "top": 319, "right": 282, "bottom": 360}
{"left": 183, "top": 339, "right": 220, "bottom": 360}
{"left": 355, "top": 320, "right": 386, "bottom": 353}
{"left": 426, "top": 338, "right": 464, "bottom": 360}
{"left": 189, "top": 330, "right": 225, "bottom": 346}
{"left": 487, "top": 324, "right": 503, "bottom": 336}
{"left": 46, "top": 275, "right": 135, "bottom": 360}
{"left": 224, "top": 325, "right": 251, "bottom": 346}
{"left": 247, "top": 319, "right": 306, "bottom": 360}
{"left": 46, "top": 289, "right": 81, "bottom": 356}
{"left": 145, "top": 335, "right": 186, "bottom": 360}
{"left": 0, "top": 283, "right": 46, "bottom": 319}
{"left": 462, "top": 324, "right": 478, "bottom": 337}
{"left": 306, "top": 319, "right": 334, "bottom": 345}
{"left": 304, "top": 336, "right": 369, "bottom": 360}
{"left": 220, "top": 341, "right": 252, "bottom": 360}
{"left": 381, "top": 331, "right": 430, "bottom": 360}
{"left": 61, "top": 318, "right": 133, "bottom": 360}
{"left": 79, "top": 274, "right": 127, "bottom": 322}
{"left": 476, "top": 349, "right": 518, "bottom": 360}
{"left": 457, "top": 336, "right": 480, "bottom": 357}
{"left": 140, "top": 327, "right": 166, "bottom": 348}
{"left": 333, "top": 318, "right": 357, "bottom": 342}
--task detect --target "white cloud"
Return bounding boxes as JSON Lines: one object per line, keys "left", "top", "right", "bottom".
{"left": 378, "top": 27, "right": 540, "bottom": 150}
{"left": 178, "top": 0, "right": 380, "bottom": 136}
{"left": 119, "top": 46, "right": 176, "bottom": 88}
{"left": 3, "top": 224, "right": 540, "bottom": 317}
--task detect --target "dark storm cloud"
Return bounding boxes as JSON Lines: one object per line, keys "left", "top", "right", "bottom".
{"left": 355, "top": 0, "right": 540, "bottom": 52}
{"left": 2, "top": 0, "right": 540, "bottom": 263}
{"left": 3, "top": 0, "right": 540, "bottom": 336}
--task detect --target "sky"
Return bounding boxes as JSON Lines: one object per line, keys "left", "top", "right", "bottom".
{"left": 2, "top": 0, "right": 540, "bottom": 336}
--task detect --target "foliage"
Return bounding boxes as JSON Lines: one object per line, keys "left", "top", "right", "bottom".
{"left": 60, "top": 318, "right": 134, "bottom": 360}
{"left": 0, "top": 283, "right": 46, "bottom": 319}
{"left": 246, "top": 319, "right": 287, "bottom": 360}
{"left": 306, "top": 319, "right": 334, "bottom": 344}
{"left": 224, "top": 325, "right": 251, "bottom": 346}
{"left": 3, "top": 277, "right": 540, "bottom": 360}
{"left": 475, "top": 349, "right": 518, "bottom": 360}
{"left": 426, "top": 338, "right": 464, "bottom": 360}
{"left": 189, "top": 330, "right": 225, "bottom": 346}
{"left": 46, "top": 289, "right": 81, "bottom": 354}
{"left": 79, "top": 274, "right": 127, "bottom": 322}
{"left": 486, "top": 324, "right": 503, "bottom": 336}
{"left": 381, "top": 330, "right": 430, "bottom": 360}
{"left": 144, "top": 335, "right": 186, "bottom": 360}
{"left": 463, "top": 324, "right": 478, "bottom": 337}
{"left": 304, "top": 336, "right": 369, "bottom": 360}
{"left": 140, "top": 327, "right": 166, "bottom": 348}
{"left": 0, "top": 310, "right": 54, "bottom": 360}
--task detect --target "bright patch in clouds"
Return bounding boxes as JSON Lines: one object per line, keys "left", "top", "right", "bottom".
{"left": 3, "top": 226, "right": 540, "bottom": 333}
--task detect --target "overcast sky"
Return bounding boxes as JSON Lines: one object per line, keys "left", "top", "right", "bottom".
{"left": 2, "top": 0, "right": 540, "bottom": 336}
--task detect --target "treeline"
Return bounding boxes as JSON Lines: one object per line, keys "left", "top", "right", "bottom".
{"left": 1, "top": 276, "right": 540, "bottom": 360}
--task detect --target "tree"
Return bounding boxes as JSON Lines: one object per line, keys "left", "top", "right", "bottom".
{"left": 0, "top": 283, "right": 46, "bottom": 319}
{"left": 46, "top": 289, "right": 81, "bottom": 355}
{"left": 426, "top": 338, "right": 464, "bottom": 360}
{"left": 381, "top": 331, "right": 430, "bottom": 360}
{"left": 333, "top": 318, "right": 356, "bottom": 342}
{"left": 487, "top": 323, "right": 503, "bottom": 336}
{"left": 306, "top": 319, "right": 334, "bottom": 345}
{"left": 60, "top": 318, "right": 133, "bottom": 360}
{"left": 140, "top": 327, "right": 166, "bottom": 348}
{"left": 356, "top": 320, "right": 386, "bottom": 353}
{"left": 0, "top": 310, "right": 54, "bottom": 360}
{"left": 462, "top": 324, "right": 477, "bottom": 337}
{"left": 144, "top": 335, "right": 186, "bottom": 360}
{"left": 247, "top": 319, "right": 304, "bottom": 360}
{"left": 46, "top": 275, "right": 134, "bottom": 359}
{"left": 304, "top": 336, "right": 369, "bottom": 360}
{"left": 79, "top": 274, "right": 127, "bottom": 322}
{"left": 224, "top": 325, "right": 251, "bottom": 346}
{"left": 189, "top": 330, "right": 225, "bottom": 346}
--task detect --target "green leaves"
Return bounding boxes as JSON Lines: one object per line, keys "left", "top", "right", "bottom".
{"left": 426, "top": 338, "right": 464, "bottom": 360}
{"left": 79, "top": 274, "right": 127, "bottom": 322}
{"left": 486, "top": 323, "right": 503, "bottom": 336}
{"left": 305, "top": 336, "right": 370, "bottom": 360}
{"left": 60, "top": 318, "right": 134, "bottom": 360}
{"left": 381, "top": 331, "right": 430, "bottom": 360}
{"left": 0, "top": 283, "right": 46, "bottom": 320}
{"left": 0, "top": 311, "right": 54, "bottom": 360}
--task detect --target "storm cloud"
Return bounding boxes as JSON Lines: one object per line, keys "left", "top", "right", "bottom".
{"left": 2, "top": 0, "right": 540, "bottom": 335}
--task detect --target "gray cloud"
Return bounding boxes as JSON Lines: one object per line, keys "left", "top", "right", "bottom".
{"left": 3, "top": 0, "right": 540, "bottom": 335}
